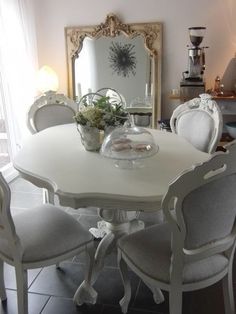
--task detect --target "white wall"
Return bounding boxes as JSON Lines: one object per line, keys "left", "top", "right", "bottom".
{"left": 33, "top": 0, "right": 236, "bottom": 118}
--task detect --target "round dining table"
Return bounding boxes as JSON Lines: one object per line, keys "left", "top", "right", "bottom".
{"left": 14, "top": 123, "right": 209, "bottom": 210}
{"left": 13, "top": 123, "right": 210, "bottom": 305}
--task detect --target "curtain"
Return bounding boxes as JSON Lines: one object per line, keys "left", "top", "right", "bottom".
{"left": 0, "top": 0, "right": 38, "bottom": 159}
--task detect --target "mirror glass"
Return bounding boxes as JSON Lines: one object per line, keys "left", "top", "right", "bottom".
{"left": 74, "top": 35, "right": 151, "bottom": 107}
{"left": 65, "top": 14, "right": 162, "bottom": 127}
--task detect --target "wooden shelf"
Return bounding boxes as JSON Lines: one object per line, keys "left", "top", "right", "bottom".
{"left": 219, "top": 132, "right": 235, "bottom": 144}
{"left": 169, "top": 95, "right": 180, "bottom": 100}
{"left": 212, "top": 94, "right": 236, "bottom": 101}
{"left": 169, "top": 93, "right": 236, "bottom": 101}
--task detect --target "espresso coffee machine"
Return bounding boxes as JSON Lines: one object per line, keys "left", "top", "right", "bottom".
{"left": 180, "top": 27, "right": 208, "bottom": 101}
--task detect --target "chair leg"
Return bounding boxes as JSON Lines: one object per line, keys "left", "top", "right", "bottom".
{"left": 85, "top": 243, "right": 95, "bottom": 284}
{"left": 169, "top": 287, "right": 182, "bottom": 314}
{"left": 73, "top": 243, "right": 97, "bottom": 305}
{"left": 118, "top": 250, "right": 131, "bottom": 314}
{"left": 143, "top": 280, "right": 164, "bottom": 304}
{"left": 0, "top": 260, "right": 6, "bottom": 301}
{"left": 222, "top": 269, "right": 235, "bottom": 314}
{"left": 15, "top": 266, "right": 28, "bottom": 314}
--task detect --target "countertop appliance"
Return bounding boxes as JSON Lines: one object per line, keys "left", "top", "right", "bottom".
{"left": 180, "top": 27, "right": 208, "bottom": 101}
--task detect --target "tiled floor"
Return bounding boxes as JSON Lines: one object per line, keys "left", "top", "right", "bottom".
{"left": 0, "top": 177, "right": 234, "bottom": 313}
{"left": 0, "top": 155, "right": 10, "bottom": 169}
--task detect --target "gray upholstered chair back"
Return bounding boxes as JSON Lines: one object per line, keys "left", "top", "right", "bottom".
{"left": 170, "top": 93, "right": 223, "bottom": 153}
{"left": 27, "top": 91, "right": 76, "bottom": 134}
{"left": 182, "top": 174, "right": 236, "bottom": 250}
{"left": 34, "top": 103, "right": 75, "bottom": 132}
{"left": 0, "top": 173, "right": 19, "bottom": 256}
{"left": 162, "top": 140, "right": 236, "bottom": 262}
{"left": 176, "top": 110, "right": 214, "bottom": 152}
{"left": 26, "top": 91, "right": 77, "bottom": 204}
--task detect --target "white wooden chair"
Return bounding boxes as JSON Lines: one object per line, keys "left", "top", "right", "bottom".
{"left": 27, "top": 91, "right": 77, "bottom": 134}
{"left": 125, "top": 96, "right": 152, "bottom": 128}
{"left": 95, "top": 87, "right": 126, "bottom": 106}
{"left": 118, "top": 140, "right": 236, "bottom": 314}
{"left": 27, "top": 91, "right": 77, "bottom": 203}
{"left": 170, "top": 93, "right": 223, "bottom": 153}
{"left": 0, "top": 172, "right": 97, "bottom": 314}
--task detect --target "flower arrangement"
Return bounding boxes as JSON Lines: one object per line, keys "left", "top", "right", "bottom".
{"left": 74, "top": 95, "right": 129, "bottom": 131}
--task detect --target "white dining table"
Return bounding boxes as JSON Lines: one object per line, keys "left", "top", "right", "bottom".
{"left": 13, "top": 123, "right": 210, "bottom": 305}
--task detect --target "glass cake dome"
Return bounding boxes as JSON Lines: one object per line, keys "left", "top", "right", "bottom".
{"left": 100, "top": 123, "right": 159, "bottom": 169}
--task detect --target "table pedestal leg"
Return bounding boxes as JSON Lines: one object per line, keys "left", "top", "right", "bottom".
{"left": 74, "top": 208, "right": 145, "bottom": 305}
{"left": 89, "top": 209, "right": 145, "bottom": 238}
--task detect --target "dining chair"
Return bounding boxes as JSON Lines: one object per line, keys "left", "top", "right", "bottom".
{"left": 170, "top": 93, "right": 223, "bottom": 153}
{"left": 0, "top": 172, "right": 97, "bottom": 314}
{"left": 95, "top": 87, "right": 126, "bottom": 106}
{"left": 27, "top": 91, "right": 77, "bottom": 203}
{"left": 118, "top": 140, "right": 236, "bottom": 314}
{"left": 27, "top": 90, "right": 77, "bottom": 134}
{"left": 124, "top": 96, "right": 152, "bottom": 128}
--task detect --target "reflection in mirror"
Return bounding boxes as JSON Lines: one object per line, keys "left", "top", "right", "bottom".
{"left": 65, "top": 14, "right": 162, "bottom": 127}
{"left": 74, "top": 36, "right": 151, "bottom": 107}
{"left": 95, "top": 87, "right": 125, "bottom": 106}
{"left": 77, "top": 88, "right": 124, "bottom": 109}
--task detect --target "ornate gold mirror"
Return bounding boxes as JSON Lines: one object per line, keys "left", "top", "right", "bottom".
{"left": 65, "top": 14, "right": 162, "bottom": 127}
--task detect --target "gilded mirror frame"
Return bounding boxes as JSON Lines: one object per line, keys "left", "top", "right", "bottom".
{"left": 65, "top": 14, "right": 162, "bottom": 127}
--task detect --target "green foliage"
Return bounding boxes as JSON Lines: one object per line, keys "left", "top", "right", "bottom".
{"left": 74, "top": 96, "right": 128, "bottom": 130}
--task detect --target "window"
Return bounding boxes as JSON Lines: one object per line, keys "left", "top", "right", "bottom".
{"left": 0, "top": 0, "right": 37, "bottom": 180}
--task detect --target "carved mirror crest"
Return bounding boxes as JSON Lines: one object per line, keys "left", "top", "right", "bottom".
{"left": 65, "top": 14, "right": 162, "bottom": 127}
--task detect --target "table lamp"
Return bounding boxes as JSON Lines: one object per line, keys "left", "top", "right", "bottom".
{"left": 36, "top": 65, "right": 59, "bottom": 94}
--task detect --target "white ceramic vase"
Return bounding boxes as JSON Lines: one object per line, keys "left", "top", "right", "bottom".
{"left": 78, "top": 125, "right": 104, "bottom": 151}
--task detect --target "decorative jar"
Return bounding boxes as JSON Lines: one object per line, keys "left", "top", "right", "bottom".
{"left": 100, "top": 122, "right": 159, "bottom": 168}
{"left": 74, "top": 91, "right": 128, "bottom": 151}
{"left": 77, "top": 125, "right": 104, "bottom": 151}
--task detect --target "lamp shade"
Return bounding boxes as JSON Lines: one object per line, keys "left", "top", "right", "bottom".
{"left": 37, "top": 65, "right": 59, "bottom": 93}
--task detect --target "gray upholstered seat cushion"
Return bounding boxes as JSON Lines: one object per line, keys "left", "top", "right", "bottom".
{"left": 0, "top": 204, "right": 93, "bottom": 263}
{"left": 118, "top": 223, "right": 229, "bottom": 284}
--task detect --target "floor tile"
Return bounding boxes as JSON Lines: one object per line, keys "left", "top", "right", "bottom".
{"left": 103, "top": 250, "right": 118, "bottom": 268}
{"left": 63, "top": 210, "right": 81, "bottom": 221}
{"left": 183, "top": 283, "right": 225, "bottom": 314}
{"left": 72, "top": 251, "right": 88, "bottom": 265}
{"left": 4, "top": 263, "right": 42, "bottom": 290}
{"left": 0, "top": 155, "right": 10, "bottom": 169}
{"left": 9, "top": 177, "right": 42, "bottom": 194}
{"left": 0, "top": 289, "right": 49, "bottom": 314}
{"left": 94, "top": 267, "right": 140, "bottom": 306}
{"left": 41, "top": 297, "right": 103, "bottom": 314}
{"left": 131, "top": 281, "right": 169, "bottom": 313}
{"left": 29, "top": 262, "right": 85, "bottom": 298}
{"left": 77, "top": 214, "right": 100, "bottom": 230}
{"left": 72, "top": 240, "right": 117, "bottom": 267}
{"left": 139, "top": 210, "right": 164, "bottom": 227}
{"left": 75, "top": 207, "right": 99, "bottom": 216}
{"left": 101, "top": 304, "right": 158, "bottom": 314}
{"left": 10, "top": 191, "right": 43, "bottom": 209}
{"left": 10, "top": 207, "right": 28, "bottom": 216}
{"left": 101, "top": 305, "right": 122, "bottom": 314}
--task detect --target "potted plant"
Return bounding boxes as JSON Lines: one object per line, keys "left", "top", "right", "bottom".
{"left": 74, "top": 94, "right": 128, "bottom": 151}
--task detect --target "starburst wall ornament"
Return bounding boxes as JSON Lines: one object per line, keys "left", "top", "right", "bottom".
{"left": 109, "top": 42, "right": 137, "bottom": 78}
